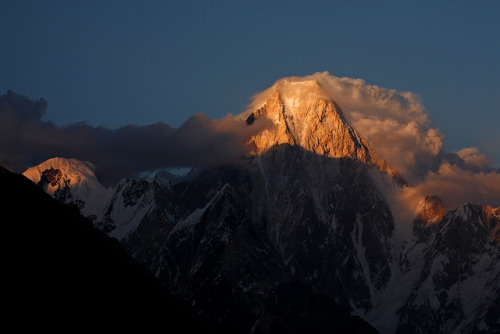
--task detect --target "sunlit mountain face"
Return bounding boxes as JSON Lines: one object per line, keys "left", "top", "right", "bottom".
{"left": 10, "top": 74, "right": 500, "bottom": 333}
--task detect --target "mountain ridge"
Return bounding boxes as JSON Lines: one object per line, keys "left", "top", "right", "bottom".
{"left": 17, "top": 77, "right": 500, "bottom": 333}
{"left": 25, "top": 151, "right": 500, "bottom": 333}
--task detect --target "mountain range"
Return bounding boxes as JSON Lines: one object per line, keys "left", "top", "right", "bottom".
{"left": 14, "top": 78, "right": 500, "bottom": 333}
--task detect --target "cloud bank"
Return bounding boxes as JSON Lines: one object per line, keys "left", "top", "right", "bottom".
{"left": 0, "top": 90, "right": 268, "bottom": 185}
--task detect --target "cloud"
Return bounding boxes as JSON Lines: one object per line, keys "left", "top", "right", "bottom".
{"left": 0, "top": 91, "right": 269, "bottom": 185}
{"left": 456, "top": 147, "right": 492, "bottom": 170}
{"left": 415, "top": 162, "right": 500, "bottom": 208}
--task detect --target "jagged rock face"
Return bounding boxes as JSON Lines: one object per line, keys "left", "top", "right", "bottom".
{"left": 398, "top": 204, "right": 500, "bottom": 334}
{"left": 248, "top": 145, "right": 395, "bottom": 311}
{"left": 38, "top": 167, "right": 63, "bottom": 187}
{"left": 153, "top": 183, "right": 287, "bottom": 331}
{"left": 246, "top": 79, "right": 404, "bottom": 185}
{"left": 114, "top": 146, "right": 396, "bottom": 316}
{"left": 37, "top": 167, "right": 77, "bottom": 206}
{"left": 99, "top": 174, "right": 188, "bottom": 241}
{"left": 111, "top": 149, "right": 394, "bottom": 321}
{"left": 120, "top": 163, "right": 384, "bottom": 332}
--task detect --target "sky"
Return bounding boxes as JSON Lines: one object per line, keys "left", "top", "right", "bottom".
{"left": 1, "top": 1, "right": 499, "bottom": 164}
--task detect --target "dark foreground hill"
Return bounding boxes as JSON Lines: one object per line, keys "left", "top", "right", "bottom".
{"left": 1, "top": 165, "right": 202, "bottom": 331}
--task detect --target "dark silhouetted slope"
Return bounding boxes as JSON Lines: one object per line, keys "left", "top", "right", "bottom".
{"left": 1, "top": 166, "right": 203, "bottom": 331}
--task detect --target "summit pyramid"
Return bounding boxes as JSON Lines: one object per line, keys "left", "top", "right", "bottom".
{"left": 244, "top": 79, "right": 405, "bottom": 184}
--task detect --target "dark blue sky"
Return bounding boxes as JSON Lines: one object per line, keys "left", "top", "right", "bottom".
{"left": 1, "top": 1, "right": 499, "bottom": 163}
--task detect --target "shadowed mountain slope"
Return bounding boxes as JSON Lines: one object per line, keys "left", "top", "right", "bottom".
{"left": 1, "top": 166, "right": 202, "bottom": 331}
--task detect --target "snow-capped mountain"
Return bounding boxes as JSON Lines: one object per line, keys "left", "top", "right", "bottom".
{"left": 22, "top": 78, "right": 500, "bottom": 333}
{"left": 23, "top": 158, "right": 184, "bottom": 242}
{"left": 246, "top": 79, "right": 405, "bottom": 185}
{"left": 23, "top": 157, "right": 112, "bottom": 222}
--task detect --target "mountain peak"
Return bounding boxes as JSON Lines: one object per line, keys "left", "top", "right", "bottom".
{"left": 23, "top": 157, "right": 112, "bottom": 218}
{"left": 23, "top": 157, "right": 96, "bottom": 184}
{"left": 245, "top": 79, "right": 404, "bottom": 183}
